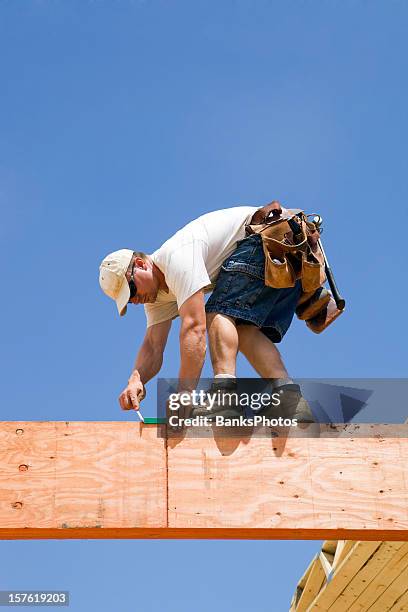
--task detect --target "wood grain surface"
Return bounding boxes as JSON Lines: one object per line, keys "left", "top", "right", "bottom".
{"left": 0, "top": 422, "right": 166, "bottom": 532}
{"left": 167, "top": 429, "right": 408, "bottom": 533}
{"left": 1, "top": 422, "right": 408, "bottom": 539}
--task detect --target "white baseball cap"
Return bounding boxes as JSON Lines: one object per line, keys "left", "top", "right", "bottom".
{"left": 99, "top": 249, "right": 134, "bottom": 316}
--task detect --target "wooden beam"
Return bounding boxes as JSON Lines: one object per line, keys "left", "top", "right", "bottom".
{"left": 368, "top": 563, "right": 408, "bottom": 609}
{"left": 292, "top": 541, "right": 408, "bottom": 611}
{"left": 295, "top": 555, "right": 326, "bottom": 612}
{"left": 290, "top": 555, "right": 316, "bottom": 611}
{"left": 1, "top": 422, "right": 408, "bottom": 539}
{"left": 329, "top": 541, "right": 406, "bottom": 611}
{"left": 0, "top": 422, "right": 167, "bottom": 535}
{"left": 322, "top": 540, "right": 338, "bottom": 556}
{"left": 348, "top": 543, "right": 408, "bottom": 610}
{"left": 306, "top": 542, "right": 382, "bottom": 610}
{"left": 319, "top": 551, "right": 334, "bottom": 579}
{"left": 390, "top": 588, "right": 408, "bottom": 611}
{"left": 167, "top": 426, "right": 408, "bottom": 534}
{"left": 2, "top": 527, "right": 408, "bottom": 541}
{"left": 332, "top": 541, "right": 354, "bottom": 570}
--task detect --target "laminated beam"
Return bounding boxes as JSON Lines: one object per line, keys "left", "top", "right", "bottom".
{"left": 0, "top": 422, "right": 167, "bottom": 536}
{"left": 167, "top": 427, "right": 408, "bottom": 535}
{"left": 1, "top": 423, "right": 408, "bottom": 540}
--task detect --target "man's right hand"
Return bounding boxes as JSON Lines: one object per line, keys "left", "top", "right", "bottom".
{"left": 119, "top": 378, "right": 146, "bottom": 411}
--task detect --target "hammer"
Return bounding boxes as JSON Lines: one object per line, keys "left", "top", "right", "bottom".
{"left": 312, "top": 214, "right": 346, "bottom": 310}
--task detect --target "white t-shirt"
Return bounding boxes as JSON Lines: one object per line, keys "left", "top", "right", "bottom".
{"left": 144, "top": 206, "right": 258, "bottom": 327}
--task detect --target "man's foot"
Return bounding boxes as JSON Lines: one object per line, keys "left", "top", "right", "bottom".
{"left": 191, "top": 379, "right": 244, "bottom": 421}
{"left": 259, "top": 383, "right": 315, "bottom": 423}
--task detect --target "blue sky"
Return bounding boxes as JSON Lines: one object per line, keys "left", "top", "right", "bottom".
{"left": 1, "top": 1, "right": 407, "bottom": 610}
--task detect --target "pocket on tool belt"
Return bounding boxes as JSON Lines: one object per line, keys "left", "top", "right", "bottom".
{"left": 264, "top": 254, "right": 297, "bottom": 288}
{"left": 301, "top": 253, "right": 326, "bottom": 293}
{"left": 220, "top": 261, "right": 265, "bottom": 309}
{"left": 261, "top": 233, "right": 301, "bottom": 289}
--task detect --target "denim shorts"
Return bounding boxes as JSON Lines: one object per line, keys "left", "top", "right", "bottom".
{"left": 205, "top": 234, "right": 302, "bottom": 343}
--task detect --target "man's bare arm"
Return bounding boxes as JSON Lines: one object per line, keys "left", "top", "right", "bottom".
{"left": 119, "top": 319, "right": 172, "bottom": 410}
{"left": 133, "top": 319, "right": 172, "bottom": 383}
{"left": 178, "top": 290, "right": 207, "bottom": 391}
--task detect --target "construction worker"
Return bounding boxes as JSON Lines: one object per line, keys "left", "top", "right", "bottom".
{"left": 99, "top": 201, "right": 314, "bottom": 422}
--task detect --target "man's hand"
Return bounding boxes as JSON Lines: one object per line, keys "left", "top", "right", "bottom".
{"left": 119, "top": 378, "right": 146, "bottom": 411}
{"left": 119, "top": 320, "right": 172, "bottom": 412}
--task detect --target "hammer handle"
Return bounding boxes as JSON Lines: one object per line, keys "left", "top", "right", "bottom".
{"left": 318, "top": 239, "right": 346, "bottom": 310}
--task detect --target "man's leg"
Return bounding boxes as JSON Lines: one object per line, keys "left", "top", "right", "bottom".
{"left": 202, "top": 314, "right": 314, "bottom": 423}
{"left": 206, "top": 313, "right": 291, "bottom": 381}
{"left": 237, "top": 324, "right": 314, "bottom": 423}
{"left": 206, "top": 312, "right": 239, "bottom": 376}
{"left": 237, "top": 324, "right": 289, "bottom": 379}
{"left": 202, "top": 232, "right": 314, "bottom": 422}
{"left": 190, "top": 312, "right": 241, "bottom": 419}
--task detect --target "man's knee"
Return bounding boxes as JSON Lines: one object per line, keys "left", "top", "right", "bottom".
{"left": 206, "top": 312, "right": 236, "bottom": 331}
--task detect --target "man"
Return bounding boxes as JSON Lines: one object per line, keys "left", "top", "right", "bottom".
{"left": 99, "top": 201, "right": 313, "bottom": 422}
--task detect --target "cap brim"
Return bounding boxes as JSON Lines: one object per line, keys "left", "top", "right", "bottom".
{"left": 116, "top": 278, "right": 131, "bottom": 316}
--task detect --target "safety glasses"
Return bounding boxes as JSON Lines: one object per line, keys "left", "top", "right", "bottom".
{"left": 128, "top": 260, "right": 137, "bottom": 301}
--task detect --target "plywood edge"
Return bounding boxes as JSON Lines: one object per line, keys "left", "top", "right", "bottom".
{"left": 2, "top": 528, "right": 408, "bottom": 541}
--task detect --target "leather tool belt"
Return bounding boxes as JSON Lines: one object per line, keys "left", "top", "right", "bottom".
{"left": 246, "top": 208, "right": 343, "bottom": 333}
{"left": 246, "top": 208, "right": 325, "bottom": 293}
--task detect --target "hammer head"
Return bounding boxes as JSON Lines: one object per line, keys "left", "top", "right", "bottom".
{"left": 312, "top": 214, "right": 323, "bottom": 228}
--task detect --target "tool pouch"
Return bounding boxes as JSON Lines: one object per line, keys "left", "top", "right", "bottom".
{"left": 260, "top": 216, "right": 308, "bottom": 289}
{"left": 261, "top": 234, "right": 298, "bottom": 288}
{"left": 305, "top": 294, "right": 344, "bottom": 334}
{"left": 301, "top": 253, "right": 324, "bottom": 293}
{"left": 263, "top": 252, "right": 297, "bottom": 288}
{"left": 296, "top": 286, "right": 331, "bottom": 320}
{"left": 246, "top": 208, "right": 325, "bottom": 290}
